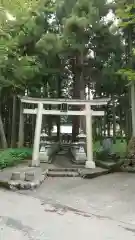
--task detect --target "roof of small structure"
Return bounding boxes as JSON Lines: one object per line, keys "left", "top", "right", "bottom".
{"left": 77, "top": 132, "right": 86, "bottom": 138}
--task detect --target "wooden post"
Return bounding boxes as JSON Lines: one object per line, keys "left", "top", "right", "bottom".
{"left": 85, "top": 103, "right": 95, "bottom": 168}
{"left": 18, "top": 102, "right": 24, "bottom": 148}
{"left": 31, "top": 103, "right": 43, "bottom": 166}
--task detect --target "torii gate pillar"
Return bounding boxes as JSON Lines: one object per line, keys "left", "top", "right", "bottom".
{"left": 85, "top": 103, "right": 95, "bottom": 168}
{"left": 31, "top": 103, "right": 43, "bottom": 166}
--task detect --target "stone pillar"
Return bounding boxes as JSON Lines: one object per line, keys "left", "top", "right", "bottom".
{"left": 31, "top": 102, "right": 43, "bottom": 167}
{"left": 18, "top": 102, "right": 24, "bottom": 148}
{"left": 85, "top": 103, "right": 95, "bottom": 169}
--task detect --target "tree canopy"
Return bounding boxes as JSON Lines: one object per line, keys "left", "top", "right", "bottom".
{"left": 0, "top": 0, "right": 134, "bottom": 147}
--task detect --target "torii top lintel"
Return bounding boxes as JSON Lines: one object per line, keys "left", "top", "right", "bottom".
{"left": 19, "top": 96, "right": 110, "bottom": 106}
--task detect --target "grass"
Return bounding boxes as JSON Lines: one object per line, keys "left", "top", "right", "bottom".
{"left": 0, "top": 148, "right": 32, "bottom": 169}
{"left": 93, "top": 140, "right": 127, "bottom": 157}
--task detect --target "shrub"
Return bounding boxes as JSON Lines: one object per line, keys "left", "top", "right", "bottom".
{"left": 96, "top": 150, "right": 109, "bottom": 161}
{"left": 0, "top": 148, "right": 32, "bottom": 169}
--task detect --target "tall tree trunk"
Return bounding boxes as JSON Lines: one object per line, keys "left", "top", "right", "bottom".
{"left": 7, "top": 99, "right": 11, "bottom": 146}
{"left": 128, "top": 24, "right": 135, "bottom": 136}
{"left": 72, "top": 59, "right": 80, "bottom": 141}
{"left": 103, "top": 114, "right": 106, "bottom": 136}
{"left": 0, "top": 114, "right": 8, "bottom": 149}
{"left": 0, "top": 93, "right": 8, "bottom": 149}
{"left": 127, "top": 108, "right": 132, "bottom": 139}
{"left": 56, "top": 78, "right": 61, "bottom": 141}
{"left": 125, "top": 110, "right": 130, "bottom": 142}
{"left": 11, "top": 95, "right": 17, "bottom": 147}
{"left": 72, "top": 52, "right": 86, "bottom": 140}
{"left": 119, "top": 106, "right": 123, "bottom": 142}
{"left": 42, "top": 83, "right": 48, "bottom": 133}
{"left": 106, "top": 108, "right": 111, "bottom": 136}
{"left": 79, "top": 51, "right": 86, "bottom": 132}
{"left": 18, "top": 102, "right": 24, "bottom": 148}
{"left": 93, "top": 119, "right": 97, "bottom": 141}
{"left": 31, "top": 104, "right": 36, "bottom": 146}
{"left": 48, "top": 104, "right": 52, "bottom": 137}
{"left": 107, "top": 121, "right": 111, "bottom": 137}
{"left": 98, "top": 118, "right": 102, "bottom": 144}
{"left": 112, "top": 97, "right": 116, "bottom": 143}
{"left": 131, "top": 82, "right": 135, "bottom": 136}
{"left": 72, "top": 79, "right": 80, "bottom": 140}
{"left": 79, "top": 71, "right": 85, "bottom": 132}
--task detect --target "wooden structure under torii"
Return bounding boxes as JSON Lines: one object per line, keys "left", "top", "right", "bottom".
{"left": 18, "top": 96, "right": 110, "bottom": 169}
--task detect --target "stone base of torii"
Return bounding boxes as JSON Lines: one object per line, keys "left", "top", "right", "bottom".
{"left": 18, "top": 96, "right": 109, "bottom": 169}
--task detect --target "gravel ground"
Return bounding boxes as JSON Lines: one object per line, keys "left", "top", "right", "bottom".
{"left": 0, "top": 172, "right": 135, "bottom": 239}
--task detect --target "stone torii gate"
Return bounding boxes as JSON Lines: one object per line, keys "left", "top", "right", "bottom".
{"left": 18, "top": 96, "right": 110, "bottom": 168}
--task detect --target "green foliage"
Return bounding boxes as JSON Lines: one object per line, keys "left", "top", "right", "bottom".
{"left": 117, "top": 68, "right": 135, "bottom": 81}
{"left": 94, "top": 140, "right": 127, "bottom": 157}
{"left": 116, "top": 3, "right": 135, "bottom": 28}
{"left": 115, "top": 1, "right": 135, "bottom": 84}
{"left": 96, "top": 150, "right": 109, "bottom": 161}
{"left": 0, "top": 0, "right": 44, "bottom": 17}
{"left": 0, "top": 0, "right": 131, "bottom": 143}
{"left": 64, "top": 16, "right": 89, "bottom": 34}
{"left": 0, "top": 148, "right": 32, "bottom": 169}
{"left": 0, "top": 0, "right": 121, "bottom": 98}
{"left": 36, "top": 33, "right": 62, "bottom": 55}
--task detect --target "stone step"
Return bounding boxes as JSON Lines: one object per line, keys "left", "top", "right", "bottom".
{"left": 96, "top": 159, "right": 124, "bottom": 171}
{"left": 48, "top": 168, "right": 79, "bottom": 172}
{"left": 79, "top": 168, "right": 110, "bottom": 178}
{"left": 47, "top": 171, "right": 80, "bottom": 177}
